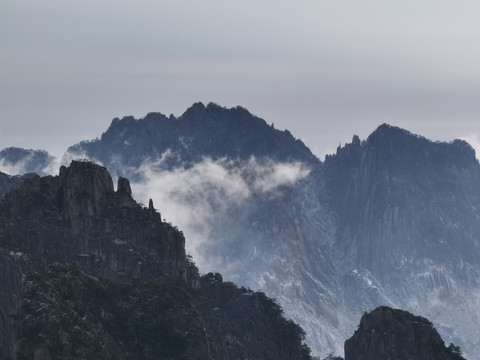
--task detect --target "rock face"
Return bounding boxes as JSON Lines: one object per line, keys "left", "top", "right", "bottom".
{"left": 0, "top": 161, "right": 311, "bottom": 360}
{"left": 198, "top": 273, "right": 311, "bottom": 360}
{"left": 12, "top": 264, "right": 211, "bottom": 360}
{"left": 0, "top": 171, "right": 32, "bottom": 199}
{"left": 323, "top": 124, "right": 480, "bottom": 271}
{"left": 0, "top": 161, "right": 189, "bottom": 284}
{"left": 0, "top": 161, "right": 194, "bottom": 359}
{"left": 344, "top": 307, "right": 466, "bottom": 360}
{"left": 324, "top": 125, "right": 480, "bottom": 357}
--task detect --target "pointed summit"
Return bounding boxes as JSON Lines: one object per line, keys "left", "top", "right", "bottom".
{"left": 180, "top": 101, "right": 206, "bottom": 119}
{"left": 364, "top": 123, "right": 422, "bottom": 148}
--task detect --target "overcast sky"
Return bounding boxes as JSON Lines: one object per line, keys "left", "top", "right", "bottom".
{"left": 1, "top": 0, "right": 480, "bottom": 159}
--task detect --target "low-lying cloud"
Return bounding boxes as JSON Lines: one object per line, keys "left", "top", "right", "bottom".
{"left": 0, "top": 152, "right": 55, "bottom": 177}
{"left": 132, "top": 155, "right": 310, "bottom": 273}
{"left": 0, "top": 158, "right": 31, "bottom": 176}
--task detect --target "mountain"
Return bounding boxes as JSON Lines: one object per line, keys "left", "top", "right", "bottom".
{"left": 324, "top": 125, "right": 480, "bottom": 357}
{"left": 0, "top": 147, "right": 54, "bottom": 176}
{"left": 64, "top": 102, "right": 340, "bottom": 355}
{"left": 324, "top": 124, "right": 480, "bottom": 270}
{"left": 0, "top": 161, "right": 312, "bottom": 359}
{"left": 62, "top": 105, "right": 480, "bottom": 358}
{"left": 65, "top": 102, "right": 318, "bottom": 177}
{"left": 345, "top": 306, "right": 466, "bottom": 360}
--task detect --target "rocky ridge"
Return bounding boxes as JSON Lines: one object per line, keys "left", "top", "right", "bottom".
{"left": 66, "top": 102, "right": 318, "bottom": 177}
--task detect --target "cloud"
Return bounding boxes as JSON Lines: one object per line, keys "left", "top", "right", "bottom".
{"left": 0, "top": 151, "right": 56, "bottom": 177}
{"left": 131, "top": 154, "right": 310, "bottom": 273}
{"left": 240, "top": 157, "right": 311, "bottom": 192}
{"left": 0, "top": 158, "right": 31, "bottom": 176}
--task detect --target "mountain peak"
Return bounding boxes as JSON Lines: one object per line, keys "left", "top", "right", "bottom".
{"left": 181, "top": 101, "right": 207, "bottom": 118}
{"left": 180, "top": 102, "right": 254, "bottom": 121}
{"left": 328, "top": 123, "right": 477, "bottom": 168}
{"left": 366, "top": 123, "right": 422, "bottom": 144}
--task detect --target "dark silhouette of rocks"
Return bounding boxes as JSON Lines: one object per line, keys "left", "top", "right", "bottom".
{"left": 344, "top": 307, "right": 465, "bottom": 360}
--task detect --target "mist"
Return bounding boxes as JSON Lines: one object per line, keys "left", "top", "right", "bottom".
{"left": 131, "top": 155, "right": 310, "bottom": 272}
{"left": 0, "top": 158, "right": 32, "bottom": 177}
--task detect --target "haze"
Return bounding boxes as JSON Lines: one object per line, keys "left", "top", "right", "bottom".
{"left": 1, "top": 0, "right": 479, "bottom": 159}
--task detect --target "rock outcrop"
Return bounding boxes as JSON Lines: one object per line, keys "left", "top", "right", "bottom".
{"left": 344, "top": 307, "right": 466, "bottom": 360}
{"left": 0, "top": 161, "right": 194, "bottom": 358}
{"left": 198, "top": 273, "right": 311, "bottom": 360}
{"left": 0, "top": 160, "right": 190, "bottom": 284}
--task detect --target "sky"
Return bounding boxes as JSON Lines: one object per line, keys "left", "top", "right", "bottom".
{"left": 1, "top": 0, "right": 480, "bottom": 160}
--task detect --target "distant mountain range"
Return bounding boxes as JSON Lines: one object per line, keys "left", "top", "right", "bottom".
{"left": 1, "top": 102, "right": 479, "bottom": 358}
